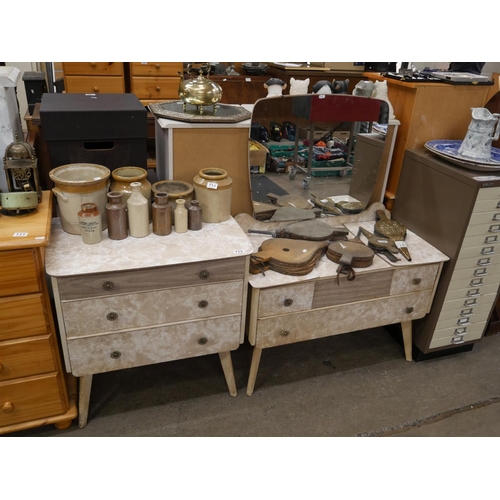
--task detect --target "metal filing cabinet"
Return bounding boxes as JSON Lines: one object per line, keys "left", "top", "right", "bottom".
{"left": 392, "top": 148, "right": 500, "bottom": 359}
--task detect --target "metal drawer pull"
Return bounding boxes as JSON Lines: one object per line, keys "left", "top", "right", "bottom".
{"left": 198, "top": 337, "right": 208, "bottom": 345}
{"left": 457, "top": 317, "right": 470, "bottom": 326}
{"left": 454, "top": 327, "right": 467, "bottom": 335}
{"left": 102, "top": 281, "right": 115, "bottom": 291}
{"left": 474, "top": 268, "right": 487, "bottom": 276}
{"left": 1, "top": 402, "right": 14, "bottom": 413}
{"left": 451, "top": 336, "right": 465, "bottom": 345}
{"left": 412, "top": 278, "right": 422, "bottom": 285}
{"left": 488, "top": 224, "right": 500, "bottom": 233}
{"left": 477, "top": 258, "right": 491, "bottom": 266}
{"left": 107, "top": 312, "right": 118, "bottom": 321}
{"left": 493, "top": 213, "right": 500, "bottom": 221}
{"left": 280, "top": 330, "right": 290, "bottom": 337}
{"left": 497, "top": 201, "right": 500, "bottom": 209}
{"left": 464, "top": 298, "right": 478, "bottom": 307}
{"left": 198, "top": 300, "right": 208, "bottom": 309}
{"left": 110, "top": 351, "right": 121, "bottom": 359}
{"left": 484, "top": 235, "right": 499, "bottom": 244}
{"left": 199, "top": 270, "right": 210, "bottom": 280}
{"left": 481, "top": 246, "right": 495, "bottom": 255}
{"left": 405, "top": 307, "right": 414, "bottom": 314}
{"left": 470, "top": 279, "right": 484, "bottom": 287}
{"left": 460, "top": 308, "right": 474, "bottom": 317}
{"left": 467, "top": 289, "right": 480, "bottom": 296}
{"left": 283, "top": 298, "right": 294, "bottom": 307}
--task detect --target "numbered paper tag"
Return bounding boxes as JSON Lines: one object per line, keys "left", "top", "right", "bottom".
{"left": 234, "top": 249, "right": 244, "bottom": 254}
{"left": 207, "top": 182, "right": 218, "bottom": 189}
{"left": 13, "top": 232, "right": 28, "bottom": 237}
{"left": 395, "top": 241, "right": 407, "bottom": 248}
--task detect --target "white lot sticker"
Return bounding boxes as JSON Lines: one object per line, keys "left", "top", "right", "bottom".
{"left": 13, "top": 232, "right": 28, "bottom": 237}
{"left": 207, "top": 182, "right": 218, "bottom": 189}
{"left": 395, "top": 241, "right": 407, "bottom": 248}
{"left": 234, "top": 249, "right": 244, "bottom": 254}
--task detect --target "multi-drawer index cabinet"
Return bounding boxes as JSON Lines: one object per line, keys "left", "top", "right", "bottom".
{"left": 0, "top": 192, "right": 77, "bottom": 435}
{"left": 392, "top": 148, "right": 500, "bottom": 359}
{"left": 45, "top": 216, "right": 253, "bottom": 428}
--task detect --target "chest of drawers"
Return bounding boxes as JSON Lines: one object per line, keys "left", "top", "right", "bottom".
{"left": 393, "top": 149, "right": 500, "bottom": 358}
{"left": 63, "top": 62, "right": 126, "bottom": 94}
{"left": 0, "top": 192, "right": 77, "bottom": 434}
{"left": 45, "top": 216, "right": 253, "bottom": 427}
{"left": 129, "top": 62, "right": 182, "bottom": 104}
{"left": 236, "top": 211, "right": 448, "bottom": 395}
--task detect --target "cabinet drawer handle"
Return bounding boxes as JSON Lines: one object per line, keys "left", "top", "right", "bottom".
{"left": 155, "top": 64, "right": 161, "bottom": 69}
{"left": 102, "top": 281, "right": 115, "bottom": 291}
{"left": 451, "top": 336, "right": 465, "bottom": 345}
{"left": 488, "top": 224, "right": 500, "bottom": 233}
{"left": 283, "top": 298, "right": 293, "bottom": 307}
{"left": 199, "top": 270, "right": 210, "bottom": 280}
{"left": 90, "top": 62, "right": 96, "bottom": 68}
{"left": 198, "top": 337, "right": 208, "bottom": 345}
{"left": 2, "top": 402, "right": 14, "bottom": 413}
{"left": 412, "top": 278, "right": 421, "bottom": 285}
{"left": 474, "top": 268, "right": 487, "bottom": 277}
{"left": 156, "top": 86, "right": 161, "bottom": 91}
{"left": 110, "top": 351, "right": 121, "bottom": 359}
{"left": 405, "top": 307, "right": 414, "bottom": 314}
{"left": 484, "top": 235, "right": 498, "bottom": 244}
{"left": 481, "top": 246, "right": 495, "bottom": 255}
{"left": 198, "top": 300, "right": 208, "bottom": 309}
{"left": 280, "top": 330, "right": 290, "bottom": 337}
{"left": 93, "top": 86, "right": 99, "bottom": 92}
{"left": 467, "top": 289, "right": 480, "bottom": 297}
{"left": 107, "top": 312, "right": 118, "bottom": 321}
{"left": 493, "top": 213, "right": 500, "bottom": 221}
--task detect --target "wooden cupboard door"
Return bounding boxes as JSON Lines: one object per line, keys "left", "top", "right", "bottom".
{"left": 0, "top": 294, "right": 48, "bottom": 341}
{"left": 131, "top": 77, "right": 179, "bottom": 99}
{"left": 64, "top": 75, "right": 125, "bottom": 93}
{"left": 63, "top": 62, "right": 123, "bottom": 75}
{"left": 130, "top": 62, "right": 182, "bottom": 77}
{"left": 0, "top": 334, "right": 56, "bottom": 381}
{"left": 0, "top": 373, "right": 67, "bottom": 426}
{"left": 0, "top": 249, "right": 40, "bottom": 297}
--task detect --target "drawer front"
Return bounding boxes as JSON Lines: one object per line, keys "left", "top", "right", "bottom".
{"left": 436, "top": 301, "right": 493, "bottom": 323}
{"left": 131, "top": 76, "right": 180, "bottom": 99}
{"left": 313, "top": 269, "right": 393, "bottom": 309}
{"left": 457, "top": 243, "right": 500, "bottom": 263}
{"left": 463, "top": 232, "right": 500, "bottom": 249}
{"left": 473, "top": 198, "right": 500, "bottom": 213}
{"left": 62, "top": 281, "right": 243, "bottom": 337}
{"left": 475, "top": 186, "right": 500, "bottom": 202}
{"left": 258, "top": 283, "right": 315, "bottom": 317}
{"left": 67, "top": 315, "right": 242, "bottom": 376}
{"left": 64, "top": 75, "right": 125, "bottom": 94}
{"left": 0, "top": 249, "right": 39, "bottom": 297}
{"left": 0, "top": 334, "right": 56, "bottom": 381}
{"left": 63, "top": 62, "right": 123, "bottom": 75}
{"left": 57, "top": 256, "right": 246, "bottom": 300}
{"left": 429, "top": 325, "right": 484, "bottom": 349}
{"left": 463, "top": 221, "right": 500, "bottom": 238}
{"left": 255, "top": 291, "right": 433, "bottom": 348}
{"left": 449, "top": 266, "right": 500, "bottom": 283}
{"left": 440, "top": 291, "right": 496, "bottom": 313}
{"left": 390, "top": 264, "right": 440, "bottom": 295}
{"left": 431, "top": 321, "right": 486, "bottom": 340}
{"left": 469, "top": 209, "right": 500, "bottom": 226}
{"left": 447, "top": 271, "right": 500, "bottom": 292}
{"left": 443, "top": 282, "right": 498, "bottom": 303}
{"left": 0, "top": 372, "right": 66, "bottom": 427}
{"left": 0, "top": 294, "right": 48, "bottom": 341}
{"left": 130, "top": 62, "right": 182, "bottom": 77}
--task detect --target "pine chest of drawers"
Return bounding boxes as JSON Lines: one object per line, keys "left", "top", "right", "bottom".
{"left": 62, "top": 62, "right": 126, "bottom": 94}
{"left": 129, "top": 62, "right": 183, "bottom": 104}
{"left": 0, "top": 192, "right": 77, "bottom": 435}
{"left": 45, "top": 216, "right": 253, "bottom": 428}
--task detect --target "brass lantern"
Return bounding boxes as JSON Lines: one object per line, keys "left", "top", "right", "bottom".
{"left": 3, "top": 134, "right": 42, "bottom": 203}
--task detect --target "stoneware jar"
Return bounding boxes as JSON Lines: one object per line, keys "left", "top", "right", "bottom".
{"left": 78, "top": 203, "right": 102, "bottom": 244}
{"left": 152, "top": 179, "right": 193, "bottom": 223}
{"left": 127, "top": 182, "right": 150, "bottom": 238}
{"left": 106, "top": 191, "right": 128, "bottom": 240}
{"left": 192, "top": 168, "right": 232, "bottom": 223}
{"left": 188, "top": 199, "right": 202, "bottom": 231}
{"left": 110, "top": 166, "right": 152, "bottom": 214}
{"left": 152, "top": 192, "right": 172, "bottom": 236}
{"left": 174, "top": 198, "right": 188, "bottom": 233}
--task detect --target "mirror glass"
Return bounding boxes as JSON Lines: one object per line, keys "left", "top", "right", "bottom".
{"left": 248, "top": 94, "right": 389, "bottom": 220}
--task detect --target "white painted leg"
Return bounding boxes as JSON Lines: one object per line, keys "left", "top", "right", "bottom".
{"left": 246, "top": 347, "right": 263, "bottom": 396}
{"left": 401, "top": 320, "right": 413, "bottom": 362}
{"left": 78, "top": 374, "right": 93, "bottom": 428}
{"left": 218, "top": 351, "right": 237, "bottom": 397}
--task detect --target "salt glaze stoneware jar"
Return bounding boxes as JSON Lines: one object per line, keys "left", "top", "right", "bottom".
{"left": 192, "top": 168, "right": 232, "bottom": 223}
{"left": 110, "top": 166, "right": 152, "bottom": 210}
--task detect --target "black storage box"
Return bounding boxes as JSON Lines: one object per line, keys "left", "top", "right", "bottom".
{"left": 40, "top": 93, "right": 148, "bottom": 172}
{"left": 22, "top": 71, "right": 48, "bottom": 114}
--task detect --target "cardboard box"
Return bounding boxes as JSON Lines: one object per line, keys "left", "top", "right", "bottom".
{"left": 249, "top": 140, "right": 269, "bottom": 174}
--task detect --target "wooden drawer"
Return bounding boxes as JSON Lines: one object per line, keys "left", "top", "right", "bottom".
{"left": 255, "top": 291, "right": 433, "bottom": 349}
{"left": 62, "top": 281, "right": 244, "bottom": 337}
{"left": 63, "top": 62, "right": 123, "bottom": 76}
{"left": 313, "top": 270, "right": 393, "bottom": 309}
{"left": 57, "top": 256, "right": 247, "bottom": 300}
{"left": 64, "top": 75, "right": 125, "bottom": 94}
{"left": 258, "top": 283, "right": 315, "bottom": 317}
{"left": 0, "top": 294, "right": 48, "bottom": 341}
{"left": 390, "top": 264, "right": 440, "bottom": 295}
{"left": 130, "top": 62, "right": 182, "bottom": 77}
{"left": 67, "top": 315, "right": 242, "bottom": 376}
{"left": 131, "top": 76, "right": 180, "bottom": 99}
{"left": 0, "top": 334, "right": 56, "bottom": 381}
{"left": 0, "top": 249, "right": 39, "bottom": 297}
{"left": 0, "top": 372, "right": 67, "bottom": 427}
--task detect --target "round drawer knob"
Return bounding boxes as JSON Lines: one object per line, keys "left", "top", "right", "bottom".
{"left": 156, "top": 86, "right": 161, "bottom": 91}
{"left": 280, "top": 330, "right": 290, "bottom": 337}
{"left": 90, "top": 62, "right": 96, "bottom": 67}
{"left": 107, "top": 312, "right": 118, "bottom": 321}
{"left": 405, "top": 307, "right": 414, "bottom": 314}
{"left": 156, "top": 64, "right": 161, "bottom": 69}
{"left": 412, "top": 278, "right": 422, "bottom": 285}
{"left": 102, "top": 281, "right": 115, "bottom": 291}
{"left": 283, "top": 298, "right": 293, "bottom": 307}
{"left": 198, "top": 300, "right": 208, "bottom": 309}
{"left": 2, "top": 402, "right": 14, "bottom": 413}
{"left": 93, "top": 86, "right": 99, "bottom": 92}
{"left": 110, "top": 351, "right": 121, "bottom": 359}
{"left": 198, "top": 337, "right": 208, "bottom": 345}
{"left": 199, "top": 270, "right": 210, "bottom": 280}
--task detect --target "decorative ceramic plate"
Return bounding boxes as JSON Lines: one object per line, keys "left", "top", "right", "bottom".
{"left": 424, "top": 140, "right": 500, "bottom": 171}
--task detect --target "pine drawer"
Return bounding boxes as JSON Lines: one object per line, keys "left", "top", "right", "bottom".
{"left": 0, "top": 249, "right": 40, "bottom": 297}
{"left": 63, "top": 62, "right": 124, "bottom": 75}
{"left": 64, "top": 75, "right": 125, "bottom": 94}
{"left": 130, "top": 62, "right": 182, "bottom": 77}
{"left": 130, "top": 76, "right": 180, "bottom": 99}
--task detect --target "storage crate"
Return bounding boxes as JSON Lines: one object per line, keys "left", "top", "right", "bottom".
{"left": 249, "top": 140, "right": 269, "bottom": 174}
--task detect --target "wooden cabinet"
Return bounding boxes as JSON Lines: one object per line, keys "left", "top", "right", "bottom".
{"left": 45, "top": 216, "right": 253, "bottom": 428}
{"left": 210, "top": 75, "right": 268, "bottom": 104}
{"left": 129, "top": 62, "right": 182, "bottom": 104}
{"left": 236, "top": 209, "right": 448, "bottom": 395}
{"left": 63, "top": 62, "right": 125, "bottom": 94}
{"left": 0, "top": 192, "right": 77, "bottom": 435}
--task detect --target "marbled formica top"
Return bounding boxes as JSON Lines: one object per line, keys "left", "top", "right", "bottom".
{"left": 45, "top": 217, "right": 254, "bottom": 277}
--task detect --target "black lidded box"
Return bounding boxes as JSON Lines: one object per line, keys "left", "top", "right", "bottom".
{"left": 40, "top": 93, "right": 148, "bottom": 172}
{"left": 22, "top": 71, "right": 48, "bottom": 114}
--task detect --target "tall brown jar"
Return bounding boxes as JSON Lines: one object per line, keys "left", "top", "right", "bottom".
{"left": 188, "top": 199, "right": 202, "bottom": 231}
{"left": 152, "top": 192, "right": 172, "bottom": 236}
{"left": 106, "top": 191, "right": 128, "bottom": 240}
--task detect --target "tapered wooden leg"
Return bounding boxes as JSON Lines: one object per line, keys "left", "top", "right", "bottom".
{"left": 78, "top": 374, "right": 93, "bottom": 428}
{"left": 218, "top": 351, "right": 237, "bottom": 397}
{"left": 401, "top": 320, "right": 413, "bottom": 362}
{"left": 246, "top": 347, "right": 263, "bottom": 396}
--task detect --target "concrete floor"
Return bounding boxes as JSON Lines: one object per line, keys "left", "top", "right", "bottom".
{"left": 7, "top": 328, "right": 500, "bottom": 437}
